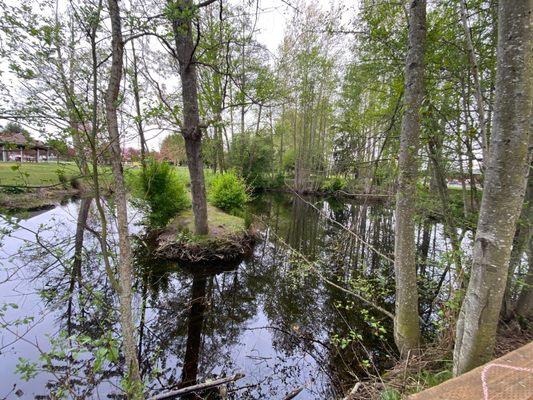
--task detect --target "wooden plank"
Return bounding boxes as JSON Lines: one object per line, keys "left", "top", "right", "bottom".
{"left": 409, "top": 341, "right": 533, "bottom": 400}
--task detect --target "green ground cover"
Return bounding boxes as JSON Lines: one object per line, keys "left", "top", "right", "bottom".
{"left": 0, "top": 162, "right": 80, "bottom": 187}
{"left": 170, "top": 204, "right": 246, "bottom": 239}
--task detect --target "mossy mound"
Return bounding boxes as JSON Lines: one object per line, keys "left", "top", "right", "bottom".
{"left": 153, "top": 205, "right": 258, "bottom": 264}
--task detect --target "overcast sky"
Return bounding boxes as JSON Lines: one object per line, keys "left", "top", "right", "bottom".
{"left": 255, "top": 0, "right": 356, "bottom": 53}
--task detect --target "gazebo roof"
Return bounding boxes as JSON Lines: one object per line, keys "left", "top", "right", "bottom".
{"left": 0, "top": 132, "right": 49, "bottom": 150}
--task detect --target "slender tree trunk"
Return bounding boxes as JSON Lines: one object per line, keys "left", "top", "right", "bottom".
{"left": 459, "top": 0, "right": 489, "bottom": 166}
{"left": 131, "top": 40, "right": 147, "bottom": 172}
{"left": 515, "top": 239, "right": 533, "bottom": 319}
{"left": 54, "top": 12, "right": 89, "bottom": 176}
{"left": 66, "top": 197, "right": 92, "bottom": 336}
{"left": 393, "top": 0, "right": 426, "bottom": 357}
{"left": 105, "top": 0, "right": 143, "bottom": 394}
{"left": 427, "top": 136, "right": 463, "bottom": 286}
{"left": 279, "top": 104, "right": 285, "bottom": 174}
{"left": 502, "top": 164, "right": 532, "bottom": 319}
{"left": 170, "top": 0, "right": 209, "bottom": 235}
{"left": 453, "top": 0, "right": 532, "bottom": 376}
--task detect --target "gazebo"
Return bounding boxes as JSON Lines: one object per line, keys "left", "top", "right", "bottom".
{"left": 0, "top": 132, "right": 54, "bottom": 162}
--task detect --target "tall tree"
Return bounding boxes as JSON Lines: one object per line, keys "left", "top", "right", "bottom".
{"left": 453, "top": 0, "right": 532, "bottom": 376}
{"left": 167, "top": 0, "right": 216, "bottom": 235}
{"left": 105, "top": 0, "right": 143, "bottom": 394}
{"left": 459, "top": 0, "right": 489, "bottom": 167}
{"left": 393, "top": 0, "right": 426, "bottom": 357}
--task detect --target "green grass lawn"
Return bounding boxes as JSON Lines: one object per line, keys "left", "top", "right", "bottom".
{"left": 0, "top": 162, "right": 81, "bottom": 187}
{"left": 172, "top": 165, "right": 216, "bottom": 187}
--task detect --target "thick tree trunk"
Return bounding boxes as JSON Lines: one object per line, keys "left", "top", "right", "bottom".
{"left": 393, "top": 0, "right": 426, "bottom": 357}
{"left": 184, "top": 137, "right": 208, "bottom": 233}
{"left": 171, "top": 0, "right": 209, "bottom": 235}
{"left": 105, "top": 0, "right": 143, "bottom": 395}
{"left": 453, "top": 0, "right": 532, "bottom": 376}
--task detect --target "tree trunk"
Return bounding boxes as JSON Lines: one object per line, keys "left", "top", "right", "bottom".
{"left": 393, "top": 0, "right": 426, "bottom": 357}
{"left": 66, "top": 197, "right": 92, "bottom": 336}
{"left": 459, "top": 0, "right": 489, "bottom": 167}
{"left": 105, "top": 0, "right": 143, "bottom": 394}
{"left": 502, "top": 163, "right": 532, "bottom": 319}
{"left": 170, "top": 0, "right": 208, "bottom": 235}
{"left": 427, "top": 136, "right": 463, "bottom": 287}
{"left": 453, "top": 0, "right": 532, "bottom": 376}
{"left": 131, "top": 40, "right": 147, "bottom": 173}
{"left": 515, "top": 239, "right": 533, "bottom": 319}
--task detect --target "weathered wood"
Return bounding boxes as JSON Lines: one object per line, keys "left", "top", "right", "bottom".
{"left": 409, "top": 342, "right": 533, "bottom": 400}
{"left": 150, "top": 373, "right": 245, "bottom": 400}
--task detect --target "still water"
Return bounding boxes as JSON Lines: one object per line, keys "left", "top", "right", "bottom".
{"left": 0, "top": 193, "right": 455, "bottom": 399}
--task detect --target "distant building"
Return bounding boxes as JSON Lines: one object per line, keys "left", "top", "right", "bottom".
{"left": 0, "top": 132, "right": 56, "bottom": 162}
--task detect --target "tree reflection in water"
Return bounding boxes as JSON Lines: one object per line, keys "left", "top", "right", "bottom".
{"left": 0, "top": 192, "right": 455, "bottom": 399}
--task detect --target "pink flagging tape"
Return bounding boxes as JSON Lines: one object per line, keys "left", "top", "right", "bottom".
{"left": 481, "top": 363, "right": 533, "bottom": 400}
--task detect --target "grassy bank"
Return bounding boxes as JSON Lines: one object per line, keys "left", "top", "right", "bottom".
{"left": 0, "top": 162, "right": 80, "bottom": 187}
{"left": 0, "top": 162, "right": 113, "bottom": 210}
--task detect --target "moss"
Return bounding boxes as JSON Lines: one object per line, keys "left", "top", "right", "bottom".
{"left": 152, "top": 205, "right": 256, "bottom": 264}
{"left": 169, "top": 204, "right": 246, "bottom": 239}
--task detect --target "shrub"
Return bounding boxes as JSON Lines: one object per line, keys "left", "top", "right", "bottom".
{"left": 322, "top": 176, "right": 346, "bottom": 193}
{"left": 70, "top": 177, "right": 83, "bottom": 190}
{"left": 56, "top": 168, "right": 68, "bottom": 189}
{"left": 268, "top": 172, "right": 286, "bottom": 189}
{"left": 127, "top": 160, "right": 189, "bottom": 227}
{"left": 208, "top": 172, "right": 250, "bottom": 214}
{"left": 1, "top": 186, "right": 25, "bottom": 194}
{"left": 228, "top": 134, "right": 275, "bottom": 189}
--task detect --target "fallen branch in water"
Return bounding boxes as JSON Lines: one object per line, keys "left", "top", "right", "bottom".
{"left": 283, "top": 386, "right": 304, "bottom": 399}
{"left": 150, "top": 373, "right": 245, "bottom": 400}
{"left": 342, "top": 382, "right": 362, "bottom": 399}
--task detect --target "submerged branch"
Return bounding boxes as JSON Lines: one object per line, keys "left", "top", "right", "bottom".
{"left": 150, "top": 373, "right": 245, "bottom": 400}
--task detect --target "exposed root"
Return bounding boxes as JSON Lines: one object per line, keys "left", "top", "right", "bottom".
{"left": 154, "top": 230, "right": 257, "bottom": 264}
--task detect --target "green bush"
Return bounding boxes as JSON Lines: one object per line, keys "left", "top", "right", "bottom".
{"left": 127, "top": 160, "right": 189, "bottom": 227}
{"left": 268, "top": 172, "right": 286, "bottom": 189}
{"left": 208, "top": 172, "right": 250, "bottom": 213}
{"left": 228, "top": 134, "right": 275, "bottom": 189}
{"left": 322, "top": 176, "right": 346, "bottom": 192}
{"left": 56, "top": 168, "right": 69, "bottom": 189}
{"left": 70, "top": 177, "right": 83, "bottom": 190}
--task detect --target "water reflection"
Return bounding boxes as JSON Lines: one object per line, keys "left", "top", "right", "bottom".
{"left": 0, "top": 193, "right": 456, "bottom": 399}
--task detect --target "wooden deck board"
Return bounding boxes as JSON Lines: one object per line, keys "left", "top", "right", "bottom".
{"left": 409, "top": 341, "right": 533, "bottom": 400}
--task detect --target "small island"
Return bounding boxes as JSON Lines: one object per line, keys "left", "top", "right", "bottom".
{"left": 153, "top": 204, "right": 258, "bottom": 264}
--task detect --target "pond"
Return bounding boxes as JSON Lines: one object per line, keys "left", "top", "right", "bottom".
{"left": 0, "top": 193, "right": 457, "bottom": 399}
